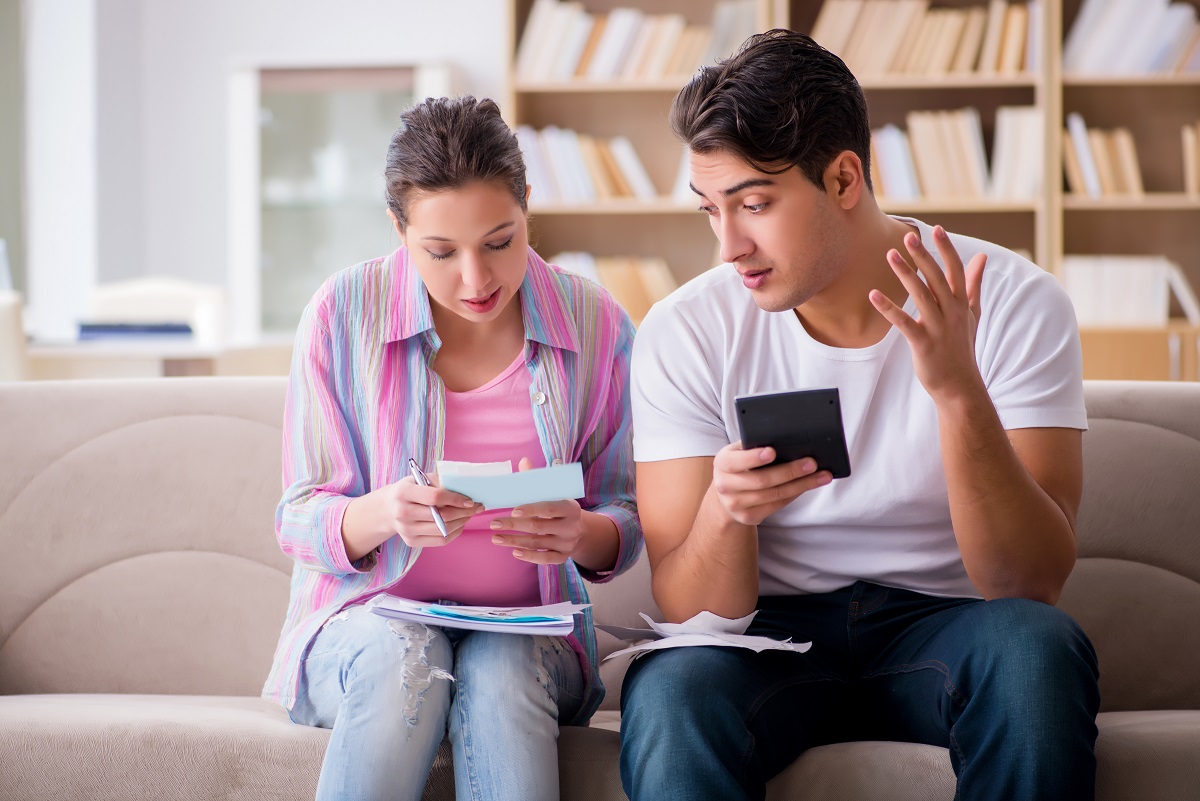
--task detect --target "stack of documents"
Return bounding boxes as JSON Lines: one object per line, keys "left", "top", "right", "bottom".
{"left": 597, "top": 611, "right": 812, "bottom": 660}
{"left": 367, "top": 595, "right": 589, "bottom": 636}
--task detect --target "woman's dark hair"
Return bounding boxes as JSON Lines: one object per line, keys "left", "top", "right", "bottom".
{"left": 385, "top": 95, "right": 527, "bottom": 230}
{"left": 669, "top": 29, "right": 873, "bottom": 191}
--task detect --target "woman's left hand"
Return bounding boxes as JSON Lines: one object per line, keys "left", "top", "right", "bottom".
{"left": 489, "top": 498, "right": 584, "bottom": 564}
{"left": 489, "top": 456, "right": 583, "bottom": 564}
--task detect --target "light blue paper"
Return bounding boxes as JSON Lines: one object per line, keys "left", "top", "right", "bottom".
{"left": 440, "top": 462, "right": 585, "bottom": 510}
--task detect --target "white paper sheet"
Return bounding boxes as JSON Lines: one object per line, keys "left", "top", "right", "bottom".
{"left": 597, "top": 611, "right": 812, "bottom": 660}
{"left": 436, "top": 460, "right": 585, "bottom": 510}
{"left": 367, "top": 594, "right": 589, "bottom": 636}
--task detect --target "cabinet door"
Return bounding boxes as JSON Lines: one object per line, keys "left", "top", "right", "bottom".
{"left": 1079, "top": 327, "right": 1199, "bottom": 381}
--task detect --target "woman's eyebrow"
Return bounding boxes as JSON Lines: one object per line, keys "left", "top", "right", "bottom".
{"left": 420, "top": 221, "right": 516, "bottom": 243}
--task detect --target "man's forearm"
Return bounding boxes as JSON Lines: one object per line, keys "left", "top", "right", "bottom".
{"left": 938, "top": 390, "right": 1077, "bottom": 603}
{"left": 652, "top": 487, "right": 761, "bottom": 622}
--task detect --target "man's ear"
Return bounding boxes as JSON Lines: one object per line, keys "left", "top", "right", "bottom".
{"left": 825, "top": 151, "right": 864, "bottom": 209}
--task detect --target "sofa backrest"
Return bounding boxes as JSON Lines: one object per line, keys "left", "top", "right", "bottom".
{"left": 0, "top": 378, "right": 1196, "bottom": 713}
{"left": 1057, "top": 381, "right": 1200, "bottom": 712}
{"left": 0, "top": 378, "right": 291, "bottom": 697}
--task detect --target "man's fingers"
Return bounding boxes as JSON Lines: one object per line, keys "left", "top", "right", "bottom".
{"left": 869, "top": 289, "right": 922, "bottom": 339}
{"left": 727, "top": 470, "right": 833, "bottom": 513}
{"left": 965, "top": 252, "right": 987, "bottom": 314}
{"left": 904, "top": 231, "right": 952, "bottom": 302}
{"left": 931, "top": 225, "right": 966, "bottom": 298}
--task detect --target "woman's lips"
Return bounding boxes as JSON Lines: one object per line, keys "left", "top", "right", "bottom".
{"left": 462, "top": 288, "right": 501, "bottom": 314}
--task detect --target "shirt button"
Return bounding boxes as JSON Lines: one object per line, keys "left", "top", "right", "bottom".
{"left": 552, "top": 458, "right": 563, "bottom": 466}
{"left": 532, "top": 391, "right": 547, "bottom": 406}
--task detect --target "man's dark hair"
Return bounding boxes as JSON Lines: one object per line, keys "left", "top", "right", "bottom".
{"left": 670, "top": 29, "right": 873, "bottom": 191}
{"left": 385, "top": 95, "right": 527, "bottom": 230}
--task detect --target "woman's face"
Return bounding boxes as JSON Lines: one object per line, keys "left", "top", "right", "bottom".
{"left": 397, "top": 181, "right": 530, "bottom": 327}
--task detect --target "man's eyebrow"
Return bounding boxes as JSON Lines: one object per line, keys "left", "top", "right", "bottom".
{"left": 688, "top": 178, "right": 777, "bottom": 199}
{"left": 420, "top": 221, "right": 515, "bottom": 242}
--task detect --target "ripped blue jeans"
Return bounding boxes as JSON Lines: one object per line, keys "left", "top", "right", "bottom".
{"left": 289, "top": 603, "right": 585, "bottom": 801}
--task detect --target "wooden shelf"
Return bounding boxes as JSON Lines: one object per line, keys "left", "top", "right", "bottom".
{"left": 879, "top": 199, "right": 1040, "bottom": 214}
{"left": 1063, "top": 75, "right": 1200, "bottom": 88}
{"left": 515, "top": 79, "right": 688, "bottom": 93}
{"left": 1063, "top": 194, "right": 1200, "bottom": 211}
{"left": 531, "top": 199, "right": 697, "bottom": 215}
{"left": 506, "top": 0, "right": 1200, "bottom": 380}
{"left": 858, "top": 74, "right": 1039, "bottom": 90}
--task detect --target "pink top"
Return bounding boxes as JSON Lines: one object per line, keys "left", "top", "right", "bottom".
{"left": 390, "top": 352, "right": 545, "bottom": 606}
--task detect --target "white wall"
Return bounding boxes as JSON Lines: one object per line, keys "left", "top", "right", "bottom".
{"left": 137, "top": 0, "right": 507, "bottom": 289}
{"left": 23, "top": 0, "right": 507, "bottom": 337}
{"left": 96, "top": 0, "right": 144, "bottom": 285}
{"left": 25, "top": 0, "right": 97, "bottom": 340}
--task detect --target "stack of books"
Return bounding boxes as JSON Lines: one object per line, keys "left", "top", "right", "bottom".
{"left": 514, "top": 0, "right": 758, "bottom": 83}
{"left": 553, "top": 252, "right": 679, "bottom": 325}
{"left": 1064, "top": 0, "right": 1200, "bottom": 76}
{"left": 1062, "top": 113, "right": 1145, "bottom": 198}
{"left": 869, "top": 106, "right": 1042, "bottom": 201}
{"left": 1061, "top": 255, "right": 1200, "bottom": 327}
{"left": 518, "top": 126, "right": 658, "bottom": 205}
{"left": 812, "top": 0, "right": 1039, "bottom": 78}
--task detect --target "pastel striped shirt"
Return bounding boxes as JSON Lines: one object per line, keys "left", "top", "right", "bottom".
{"left": 262, "top": 245, "right": 642, "bottom": 722}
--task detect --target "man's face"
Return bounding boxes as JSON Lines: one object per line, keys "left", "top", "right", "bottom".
{"left": 689, "top": 149, "right": 845, "bottom": 313}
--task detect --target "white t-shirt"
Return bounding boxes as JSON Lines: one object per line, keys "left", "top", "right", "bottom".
{"left": 631, "top": 217, "right": 1087, "bottom": 599}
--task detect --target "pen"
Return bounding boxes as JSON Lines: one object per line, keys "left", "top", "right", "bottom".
{"left": 408, "top": 458, "right": 449, "bottom": 539}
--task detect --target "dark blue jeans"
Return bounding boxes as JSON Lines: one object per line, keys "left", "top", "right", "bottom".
{"left": 619, "top": 582, "right": 1100, "bottom": 801}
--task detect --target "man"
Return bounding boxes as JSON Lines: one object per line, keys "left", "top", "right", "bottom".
{"left": 619, "top": 29, "right": 1099, "bottom": 801}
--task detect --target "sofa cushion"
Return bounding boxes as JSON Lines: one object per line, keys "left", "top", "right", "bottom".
{"left": 6, "top": 696, "right": 1194, "bottom": 801}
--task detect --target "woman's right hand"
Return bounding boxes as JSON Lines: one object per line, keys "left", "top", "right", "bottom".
{"left": 383, "top": 475, "right": 483, "bottom": 547}
{"left": 342, "top": 477, "right": 483, "bottom": 559}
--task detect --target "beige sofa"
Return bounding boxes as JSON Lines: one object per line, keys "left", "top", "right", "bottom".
{"left": 0, "top": 377, "right": 1197, "bottom": 801}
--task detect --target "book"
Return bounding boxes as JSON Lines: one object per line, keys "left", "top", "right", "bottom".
{"left": 596, "top": 258, "right": 656, "bottom": 323}
{"left": 950, "top": 6, "right": 989, "bottom": 73}
{"left": 872, "top": 123, "right": 921, "bottom": 200}
{"left": 995, "top": 1, "right": 1028, "bottom": 74}
{"left": 1024, "top": 0, "right": 1041, "bottom": 72}
{"left": 637, "top": 258, "right": 680, "bottom": 302}
{"left": 1062, "top": 129, "right": 1088, "bottom": 196}
{"left": 811, "top": 0, "right": 865, "bottom": 56}
{"left": 550, "top": 6, "right": 596, "bottom": 82}
{"left": 573, "top": 13, "right": 608, "bottom": 78}
{"left": 991, "top": 105, "right": 1041, "bottom": 199}
{"left": 1147, "top": 3, "right": 1196, "bottom": 73}
{"left": 641, "top": 14, "right": 686, "bottom": 79}
{"left": 1183, "top": 123, "right": 1200, "bottom": 196}
{"left": 607, "top": 136, "right": 657, "bottom": 200}
{"left": 925, "top": 8, "right": 968, "bottom": 76}
{"left": 78, "top": 322, "right": 193, "bottom": 339}
{"left": 1166, "top": 262, "right": 1200, "bottom": 324}
{"left": 515, "top": 0, "right": 559, "bottom": 80}
{"left": 1088, "top": 129, "right": 1118, "bottom": 196}
{"left": 595, "top": 139, "right": 635, "bottom": 198}
{"left": 975, "top": 0, "right": 1010, "bottom": 74}
{"left": 366, "top": 595, "right": 589, "bottom": 637}
{"left": 1065, "top": 112, "right": 1102, "bottom": 198}
{"left": 586, "top": 7, "right": 644, "bottom": 81}
{"left": 1111, "top": 128, "right": 1144, "bottom": 197}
